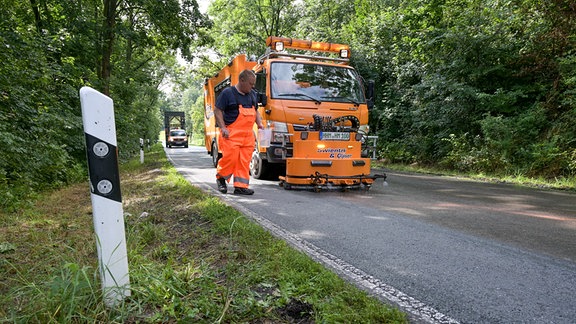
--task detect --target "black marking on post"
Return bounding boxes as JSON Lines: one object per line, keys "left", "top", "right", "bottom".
{"left": 85, "top": 133, "right": 122, "bottom": 202}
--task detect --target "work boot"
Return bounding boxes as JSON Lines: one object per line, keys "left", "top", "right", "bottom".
{"left": 217, "top": 178, "right": 227, "bottom": 194}
{"left": 234, "top": 187, "right": 254, "bottom": 195}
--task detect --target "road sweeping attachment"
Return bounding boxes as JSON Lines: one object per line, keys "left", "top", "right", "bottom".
{"left": 279, "top": 114, "right": 386, "bottom": 191}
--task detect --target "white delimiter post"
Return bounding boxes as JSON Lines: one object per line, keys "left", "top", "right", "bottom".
{"left": 140, "top": 138, "right": 144, "bottom": 164}
{"left": 79, "top": 87, "right": 130, "bottom": 307}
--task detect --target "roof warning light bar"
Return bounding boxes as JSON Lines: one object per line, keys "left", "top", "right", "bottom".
{"left": 266, "top": 36, "right": 351, "bottom": 59}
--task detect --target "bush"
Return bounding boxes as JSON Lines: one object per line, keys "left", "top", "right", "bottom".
{"left": 378, "top": 141, "right": 416, "bottom": 164}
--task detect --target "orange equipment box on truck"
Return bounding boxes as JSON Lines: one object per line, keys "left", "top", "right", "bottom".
{"left": 203, "top": 36, "right": 385, "bottom": 191}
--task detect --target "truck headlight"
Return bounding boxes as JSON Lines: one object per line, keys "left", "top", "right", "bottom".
{"left": 270, "top": 121, "right": 288, "bottom": 142}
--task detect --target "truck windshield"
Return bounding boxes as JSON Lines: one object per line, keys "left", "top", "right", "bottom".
{"left": 270, "top": 62, "right": 364, "bottom": 104}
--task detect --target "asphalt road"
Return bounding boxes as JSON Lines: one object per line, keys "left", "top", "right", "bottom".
{"left": 164, "top": 145, "right": 576, "bottom": 324}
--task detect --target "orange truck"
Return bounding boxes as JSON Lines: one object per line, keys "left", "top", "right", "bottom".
{"left": 203, "top": 36, "right": 385, "bottom": 191}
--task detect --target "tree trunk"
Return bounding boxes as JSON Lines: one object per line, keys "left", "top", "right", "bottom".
{"left": 29, "top": 0, "right": 43, "bottom": 33}
{"left": 101, "top": 0, "right": 117, "bottom": 96}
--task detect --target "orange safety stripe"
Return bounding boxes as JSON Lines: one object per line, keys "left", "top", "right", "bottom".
{"left": 216, "top": 105, "right": 256, "bottom": 189}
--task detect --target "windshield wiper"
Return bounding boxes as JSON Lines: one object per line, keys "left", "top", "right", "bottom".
{"left": 322, "top": 96, "right": 360, "bottom": 106}
{"left": 277, "top": 93, "right": 322, "bottom": 104}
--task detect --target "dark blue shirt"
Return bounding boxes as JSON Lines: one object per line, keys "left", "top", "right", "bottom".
{"left": 216, "top": 87, "right": 257, "bottom": 125}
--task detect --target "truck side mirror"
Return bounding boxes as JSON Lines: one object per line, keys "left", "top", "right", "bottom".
{"left": 255, "top": 71, "right": 268, "bottom": 109}
{"left": 257, "top": 91, "right": 268, "bottom": 107}
{"left": 366, "top": 80, "right": 375, "bottom": 110}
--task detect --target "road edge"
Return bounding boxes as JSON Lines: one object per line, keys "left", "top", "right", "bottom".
{"left": 167, "top": 148, "right": 460, "bottom": 324}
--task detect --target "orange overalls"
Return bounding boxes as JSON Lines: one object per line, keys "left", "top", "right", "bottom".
{"left": 216, "top": 105, "right": 256, "bottom": 189}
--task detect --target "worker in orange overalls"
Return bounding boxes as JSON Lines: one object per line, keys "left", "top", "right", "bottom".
{"left": 214, "top": 70, "right": 264, "bottom": 195}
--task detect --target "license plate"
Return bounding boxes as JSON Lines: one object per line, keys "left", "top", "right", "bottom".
{"left": 320, "top": 132, "right": 350, "bottom": 141}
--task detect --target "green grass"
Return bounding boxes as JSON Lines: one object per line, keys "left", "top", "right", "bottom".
{"left": 0, "top": 144, "right": 407, "bottom": 323}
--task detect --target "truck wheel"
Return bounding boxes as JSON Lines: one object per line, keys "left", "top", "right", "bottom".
{"left": 211, "top": 141, "right": 221, "bottom": 167}
{"left": 250, "top": 150, "right": 270, "bottom": 179}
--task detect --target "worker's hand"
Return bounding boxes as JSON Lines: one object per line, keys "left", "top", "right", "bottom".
{"left": 257, "top": 122, "right": 264, "bottom": 129}
{"left": 221, "top": 128, "right": 230, "bottom": 139}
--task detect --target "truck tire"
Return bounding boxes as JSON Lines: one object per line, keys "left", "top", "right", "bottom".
{"left": 250, "top": 149, "right": 270, "bottom": 179}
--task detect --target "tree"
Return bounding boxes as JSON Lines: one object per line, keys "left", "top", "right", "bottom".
{"left": 0, "top": 0, "right": 211, "bottom": 209}
{"left": 335, "top": 0, "right": 575, "bottom": 176}
{"left": 205, "top": 0, "right": 302, "bottom": 60}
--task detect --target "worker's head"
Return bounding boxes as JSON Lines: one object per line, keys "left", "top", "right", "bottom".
{"left": 237, "top": 70, "right": 256, "bottom": 94}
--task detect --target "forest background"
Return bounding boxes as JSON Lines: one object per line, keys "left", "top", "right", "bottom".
{"left": 1, "top": 0, "right": 575, "bottom": 211}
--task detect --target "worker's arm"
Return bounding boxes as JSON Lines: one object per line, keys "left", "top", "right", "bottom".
{"left": 255, "top": 110, "right": 264, "bottom": 129}
{"left": 214, "top": 108, "right": 229, "bottom": 138}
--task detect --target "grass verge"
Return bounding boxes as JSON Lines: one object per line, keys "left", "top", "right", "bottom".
{"left": 0, "top": 144, "right": 406, "bottom": 323}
